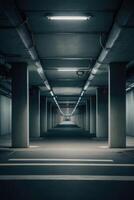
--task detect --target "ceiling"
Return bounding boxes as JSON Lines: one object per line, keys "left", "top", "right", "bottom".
{"left": 0, "top": 0, "right": 134, "bottom": 108}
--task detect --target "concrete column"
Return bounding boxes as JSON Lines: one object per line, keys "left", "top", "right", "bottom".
{"left": 52, "top": 106, "right": 56, "bottom": 127}
{"left": 96, "top": 88, "right": 108, "bottom": 138}
{"left": 12, "top": 63, "right": 29, "bottom": 148}
{"left": 90, "top": 96, "right": 96, "bottom": 134}
{"left": 40, "top": 96, "right": 47, "bottom": 136}
{"left": 49, "top": 103, "right": 53, "bottom": 129}
{"left": 108, "top": 63, "right": 126, "bottom": 148}
{"left": 80, "top": 106, "right": 84, "bottom": 129}
{"left": 85, "top": 99, "right": 90, "bottom": 131}
{"left": 29, "top": 87, "right": 40, "bottom": 137}
{"left": 47, "top": 102, "right": 50, "bottom": 130}
{"left": 52, "top": 105, "right": 55, "bottom": 128}
{"left": 77, "top": 107, "right": 82, "bottom": 128}
{"left": 83, "top": 105, "right": 86, "bottom": 130}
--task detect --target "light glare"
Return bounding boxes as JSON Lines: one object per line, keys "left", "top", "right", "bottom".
{"left": 47, "top": 16, "right": 90, "bottom": 21}
{"left": 58, "top": 68, "right": 78, "bottom": 72}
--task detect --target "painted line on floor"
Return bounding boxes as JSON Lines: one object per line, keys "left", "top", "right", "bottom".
{"left": 0, "top": 175, "right": 134, "bottom": 181}
{"left": 8, "top": 158, "right": 114, "bottom": 162}
{"left": 0, "top": 163, "right": 134, "bottom": 167}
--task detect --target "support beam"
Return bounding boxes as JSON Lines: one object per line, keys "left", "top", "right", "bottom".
{"left": 40, "top": 96, "right": 47, "bottom": 135}
{"left": 96, "top": 88, "right": 108, "bottom": 138}
{"left": 108, "top": 63, "right": 126, "bottom": 148}
{"left": 12, "top": 63, "right": 29, "bottom": 148}
{"left": 29, "top": 87, "right": 40, "bottom": 138}
{"left": 90, "top": 96, "right": 96, "bottom": 135}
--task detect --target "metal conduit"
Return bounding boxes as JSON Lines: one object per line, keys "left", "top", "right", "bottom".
{"left": 71, "top": 0, "right": 134, "bottom": 115}
{"left": 1, "top": 0, "right": 64, "bottom": 115}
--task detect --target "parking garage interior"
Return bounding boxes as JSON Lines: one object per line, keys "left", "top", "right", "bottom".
{"left": 0, "top": 0, "right": 134, "bottom": 199}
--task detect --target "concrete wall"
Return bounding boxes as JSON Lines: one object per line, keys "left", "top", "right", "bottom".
{"left": 90, "top": 96, "right": 96, "bottom": 134}
{"left": 53, "top": 107, "right": 61, "bottom": 127}
{"left": 53, "top": 106, "right": 84, "bottom": 128}
{"left": 71, "top": 107, "right": 82, "bottom": 127}
{"left": 126, "top": 89, "right": 134, "bottom": 136}
{"left": 96, "top": 88, "right": 108, "bottom": 138}
{"left": 0, "top": 95, "right": 11, "bottom": 135}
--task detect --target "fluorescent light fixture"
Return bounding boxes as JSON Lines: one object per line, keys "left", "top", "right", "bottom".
{"left": 126, "top": 82, "right": 134, "bottom": 92}
{"left": 126, "top": 87, "right": 131, "bottom": 91}
{"left": 84, "top": 81, "right": 90, "bottom": 90}
{"left": 92, "top": 67, "right": 98, "bottom": 75}
{"left": 44, "top": 80, "right": 51, "bottom": 90}
{"left": 35, "top": 61, "right": 41, "bottom": 68}
{"left": 79, "top": 97, "right": 81, "bottom": 101}
{"left": 37, "top": 67, "right": 43, "bottom": 74}
{"left": 130, "top": 83, "right": 134, "bottom": 88}
{"left": 57, "top": 68, "right": 78, "bottom": 72}
{"left": 88, "top": 73, "right": 94, "bottom": 81}
{"left": 53, "top": 97, "right": 56, "bottom": 102}
{"left": 47, "top": 16, "right": 91, "bottom": 21}
{"left": 50, "top": 91, "right": 54, "bottom": 97}
{"left": 81, "top": 90, "right": 84, "bottom": 97}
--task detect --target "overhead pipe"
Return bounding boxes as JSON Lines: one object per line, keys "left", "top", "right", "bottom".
{"left": 71, "top": 0, "right": 134, "bottom": 115}
{"left": 88, "top": 0, "right": 134, "bottom": 80}
{"left": 1, "top": 0, "right": 46, "bottom": 80}
{"left": 1, "top": 0, "right": 65, "bottom": 115}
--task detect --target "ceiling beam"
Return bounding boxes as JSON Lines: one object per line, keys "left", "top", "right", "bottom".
{"left": 1, "top": 0, "right": 64, "bottom": 115}
{"left": 23, "top": 9, "right": 116, "bottom": 14}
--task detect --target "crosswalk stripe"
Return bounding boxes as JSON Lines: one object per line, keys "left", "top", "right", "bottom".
{"left": 0, "top": 175, "right": 134, "bottom": 181}
{"left": 9, "top": 158, "right": 114, "bottom": 162}
{"left": 0, "top": 163, "right": 134, "bottom": 167}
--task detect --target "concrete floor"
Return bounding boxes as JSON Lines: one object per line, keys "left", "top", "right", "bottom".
{"left": 0, "top": 126, "right": 134, "bottom": 200}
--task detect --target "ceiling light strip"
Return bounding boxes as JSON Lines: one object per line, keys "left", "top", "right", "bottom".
{"left": 57, "top": 68, "right": 78, "bottom": 72}
{"left": 47, "top": 16, "right": 91, "bottom": 21}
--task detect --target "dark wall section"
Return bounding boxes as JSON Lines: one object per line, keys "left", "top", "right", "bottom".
{"left": 126, "top": 89, "right": 134, "bottom": 136}
{"left": 71, "top": 106, "right": 84, "bottom": 128}
{"left": 53, "top": 106, "right": 85, "bottom": 129}
{"left": 0, "top": 95, "right": 11, "bottom": 135}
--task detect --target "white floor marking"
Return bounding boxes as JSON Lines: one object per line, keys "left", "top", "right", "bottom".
{"left": 0, "top": 163, "right": 134, "bottom": 167}
{"left": 0, "top": 175, "right": 134, "bottom": 181}
{"left": 8, "top": 158, "right": 114, "bottom": 162}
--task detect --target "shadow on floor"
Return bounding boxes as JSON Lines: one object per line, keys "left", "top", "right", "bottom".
{"left": 44, "top": 124, "right": 94, "bottom": 139}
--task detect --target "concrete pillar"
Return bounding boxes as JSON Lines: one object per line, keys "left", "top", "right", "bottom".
{"left": 96, "top": 88, "right": 108, "bottom": 138}
{"left": 80, "top": 106, "right": 84, "bottom": 129}
{"left": 29, "top": 87, "right": 40, "bottom": 137}
{"left": 85, "top": 99, "right": 90, "bottom": 131}
{"left": 90, "top": 96, "right": 96, "bottom": 134}
{"left": 108, "top": 63, "right": 126, "bottom": 148}
{"left": 12, "top": 63, "right": 29, "bottom": 148}
{"left": 77, "top": 107, "right": 82, "bottom": 128}
{"left": 83, "top": 105, "right": 86, "bottom": 130}
{"left": 40, "top": 96, "right": 47, "bottom": 136}
{"left": 49, "top": 103, "right": 53, "bottom": 129}
{"left": 52, "top": 105, "right": 55, "bottom": 128}
{"left": 47, "top": 102, "right": 50, "bottom": 130}
{"left": 53, "top": 107, "right": 56, "bottom": 127}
